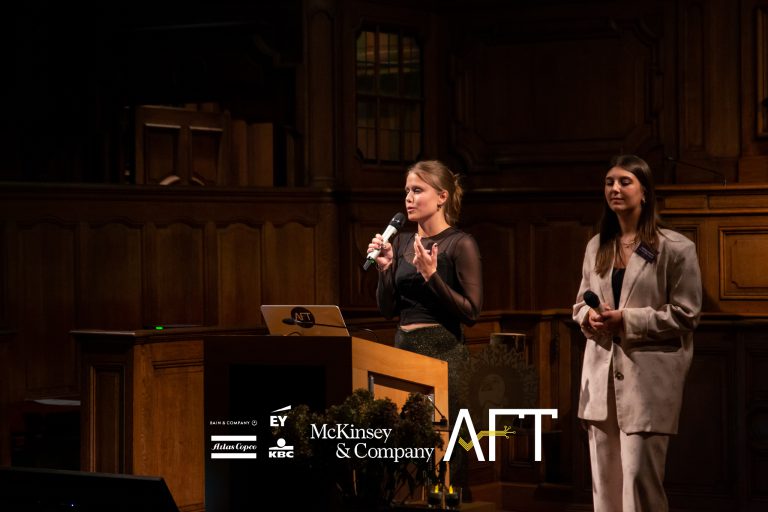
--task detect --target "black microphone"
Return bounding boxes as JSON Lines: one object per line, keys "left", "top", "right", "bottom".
{"left": 363, "top": 212, "right": 406, "bottom": 271}
{"left": 281, "top": 318, "right": 380, "bottom": 342}
{"left": 665, "top": 156, "right": 727, "bottom": 186}
{"left": 583, "top": 290, "right": 606, "bottom": 314}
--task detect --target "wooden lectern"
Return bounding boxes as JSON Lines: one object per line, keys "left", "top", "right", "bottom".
{"left": 75, "top": 329, "right": 448, "bottom": 512}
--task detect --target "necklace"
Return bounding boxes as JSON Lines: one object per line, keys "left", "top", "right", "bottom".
{"left": 619, "top": 236, "right": 638, "bottom": 248}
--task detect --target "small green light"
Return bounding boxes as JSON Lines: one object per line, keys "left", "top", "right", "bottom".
{"left": 155, "top": 326, "right": 164, "bottom": 330}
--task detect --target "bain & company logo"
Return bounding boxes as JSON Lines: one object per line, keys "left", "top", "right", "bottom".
{"left": 208, "top": 418, "right": 258, "bottom": 459}
{"left": 269, "top": 405, "right": 294, "bottom": 458}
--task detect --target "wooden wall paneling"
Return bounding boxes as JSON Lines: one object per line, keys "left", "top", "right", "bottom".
{"left": 145, "top": 221, "right": 206, "bottom": 328}
{"left": 78, "top": 221, "right": 143, "bottom": 330}
{"left": 0, "top": 332, "right": 11, "bottom": 467}
{"left": 676, "top": 0, "right": 740, "bottom": 183}
{"left": 216, "top": 222, "right": 263, "bottom": 327}
{"left": 203, "top": 222, "right": 218, "bottom": 328}
{"left": 450, "top": 15, "right": 662, "bottom": 180}
{"left": 90, "top": 364, "right": 126, "bottom": 474}
{"left": 189, "top": 125, "right": 227, "bottom": 187}
{"left": 1, "top": 222, "right": 8, "bottom": 333}
{"left": 568, "top": 321, "right": 592, "bottom": 503}
{"left": 306, "top": 1, "right": 336, "bottom": 188}
{"left": 553, "top": 320, "right": 582, "bottom": 486}
{"left": 660, "top": 218, "right": 714, "bottom": 305}
{"left": 679, "top": 1, "right": 706, "bottom": 155}
{"left": 1, "top": 220, "right": 22, "bottom": 466}
{"left": 141, "top": 123, "right": 181, "bottom": 185}
{"left": 314, "top": 202, "right": 340, "bottom": 305}
{"left": 464, "top": 222, "right": 517, "bottom": 312}
{"left": 755, "top": 5, "right": 768, "bottom": 139}
{"left": 533, "top": 316, "right": 555, "bottom": 484}
{"left": 232, "top": 122, "right": 277, "bottom": 187}
{"left": 19, "top": 221, "right": 78, "bottom": 398}
{"left": 0, "top": 220, "right": 13, "bottom": 463}
{"left": 132, "top": 340, "right": 205, "bottom": 511}
{"left": 339, "top": 199, "right": 401, "bottom": 310}
{"left": 708, "top": 0, "right": 741, "bottom": 159}
{"left": 660, "top": 185, "right": 768, "bottom": 314}
{"left": 530, "top": 221, "right": 595, "bottom": 310}
{"left": 740, "top": 1, "right": 768, "bottom": 181}
{"left": 744, "top": 330, "right": 768, "bottom": 503}
{"left": 135, "top": 106, "right": 231, "bottom": 186}
{"left": 718, "top": 226, "right": 768, "bottom": 300}
{"left": 79, "top": 338, "right": 132, "bottom": 474}
{"left": 261, "top": 220, "right": 319, "bottom": 305}
{"left": 666, "top": 328, "right": 736, "bottom": 509}
{"left": 0, "top": 221, "right": 10, "bottom": 463}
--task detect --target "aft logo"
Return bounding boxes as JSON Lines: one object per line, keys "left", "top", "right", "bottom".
{"left": 269, "top": 405, "right": 294, "bottom": 459}
{"left": 444, "top": 408, "right": 558, "bottom": 462}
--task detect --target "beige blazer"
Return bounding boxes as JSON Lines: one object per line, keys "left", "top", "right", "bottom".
{"left": 573, "top": 229, "right": 702, "bottom": 434}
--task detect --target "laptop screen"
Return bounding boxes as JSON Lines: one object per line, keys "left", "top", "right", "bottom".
{"left": 260, "top": 305, "right": 350, "bottom": 336}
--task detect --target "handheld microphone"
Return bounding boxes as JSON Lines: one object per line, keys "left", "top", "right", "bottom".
{"left": 583, "top": 290, "right": 606, "bottom": 314}
{"left": 363, "top": 212, "right": 406, "bottom": 271}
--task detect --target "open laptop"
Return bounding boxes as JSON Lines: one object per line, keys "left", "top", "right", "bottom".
{"left": 260, "top": 305, "right": 350, "bottom": 336}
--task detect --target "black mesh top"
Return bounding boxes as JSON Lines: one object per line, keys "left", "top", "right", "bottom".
{"left": 376, "top": 227, "right": 483, "bottom": 341}
{"left": 612, "top": 267, "right": 626, "bottom": 310}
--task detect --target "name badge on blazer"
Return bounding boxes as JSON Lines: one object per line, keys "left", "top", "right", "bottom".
{"left": 635, "top": 242, "right": 658, "bottom": 262}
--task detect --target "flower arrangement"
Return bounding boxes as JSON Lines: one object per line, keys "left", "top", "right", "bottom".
{"left": 275, "top": 389, "right": 444, "bottom": 510}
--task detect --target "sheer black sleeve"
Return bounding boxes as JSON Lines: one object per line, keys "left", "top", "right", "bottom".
{"left": 425, "top": 233, "right": 483, "bottom": 325}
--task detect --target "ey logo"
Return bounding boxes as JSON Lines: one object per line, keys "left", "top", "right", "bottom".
{"left": 269, "top": 405, "right": 293, "bottom": 458}
{"left": 444, "top": 408, "right": 558, "bottom": 462}
{"left": 270, "top": 405, "right": 290, "bottom": 427}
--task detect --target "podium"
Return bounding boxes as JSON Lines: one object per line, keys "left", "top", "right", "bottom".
{"left": 76, "top": 329, "right": 448, "bottom": 512}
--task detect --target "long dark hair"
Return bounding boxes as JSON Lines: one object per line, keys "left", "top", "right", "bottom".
{"left": 595, "top": 154, "right": 661, "bottom": 276}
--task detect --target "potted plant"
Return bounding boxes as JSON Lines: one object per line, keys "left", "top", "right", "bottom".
{"left": 275, "top": 389, "right": 444, "bottom": 510}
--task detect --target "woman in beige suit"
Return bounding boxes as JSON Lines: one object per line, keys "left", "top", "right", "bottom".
{"left": 572, "top": 155, "right": 702, "bottom": 512}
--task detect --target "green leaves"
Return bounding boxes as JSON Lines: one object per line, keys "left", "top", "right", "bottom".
{"left": 274, "top": 389, "right": 444, "bottom": 506}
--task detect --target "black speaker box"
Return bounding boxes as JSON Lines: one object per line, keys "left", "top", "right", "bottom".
{"left": 0, "top": 466, "right": 179, "bottom": 512}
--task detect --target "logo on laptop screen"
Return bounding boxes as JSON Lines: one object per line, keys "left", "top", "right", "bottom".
{"left": 290, "top": 307, "right": 315, "bottom": 327}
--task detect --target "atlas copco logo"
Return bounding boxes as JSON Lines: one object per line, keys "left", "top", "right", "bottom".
{"left": 269, "top": 405, "right": 294, "bottom": 458}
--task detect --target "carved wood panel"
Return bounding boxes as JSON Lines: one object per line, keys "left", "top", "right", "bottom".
{"left": 465, "top": 222, "right": 517, "bottom": 311}
{"left": 146, "top": 222, "right": 206, "bottom": 327}
{"left": 217, "top": 223, "right": 263, "bottom": 327}
{"left": 133, "top": 341, "right": 205, "bottom": 511}
{"left": 719, "top": 227, "right": 768, "bottom": 299}
{"left": 79, "top": 222, "right": 143, "bottom": 330}
{"left": 90, "top": 364, "right": 125, "bottom": 474}
{"left": 18, "top": 222, "right": 78, "bottom": 397}
{"left": 451, "top": 18, "right": 661, "bottom": 169}
{"left": 666, "top": 332, "right": 734, "bottom": 507}
{"left": 261, "top": 221, "right": 318, "bottom": 305}
{"left": 135, "top": 106, "right": 231, "bottom": 186}
{"left": 745, "top": 333, "right": 768, "bottom": 500}
{"left": 530, "top": 221, "right": 595, "bottom": 310}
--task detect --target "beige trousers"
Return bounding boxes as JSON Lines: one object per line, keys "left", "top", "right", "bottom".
{"left": 586, "top": 375, "right": 670, "bottom": 512}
